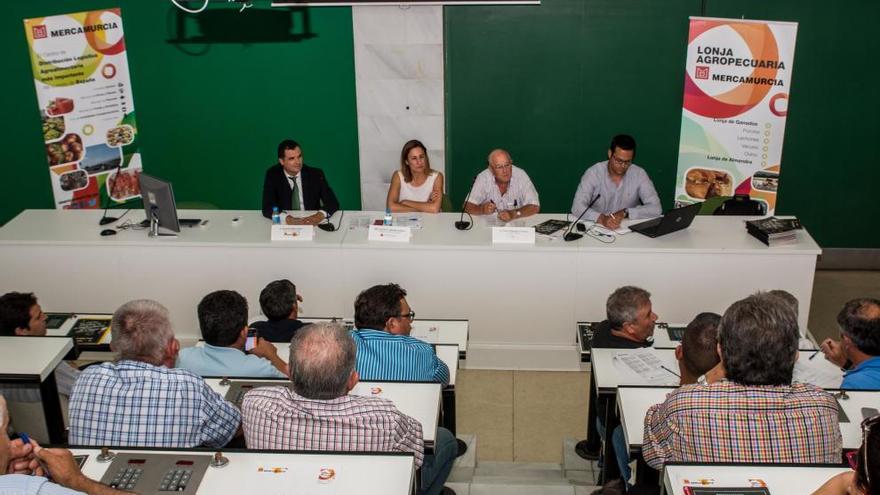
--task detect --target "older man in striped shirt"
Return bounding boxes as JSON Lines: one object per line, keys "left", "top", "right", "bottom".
{"left": 464, "top": 149, "right": 540, "bottom": 222}
{"left": 243, "top": 322, "right": 457, "bottom": 495}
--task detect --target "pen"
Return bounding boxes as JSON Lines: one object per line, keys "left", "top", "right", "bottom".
{"left": 809, "top": 349, "right": 820, "bottom": 360}
{"left": 660, "top": 365, "right": 680, "bottom": 378}
{"left": 19, "top": 433, "right": 50, "bottom": 479}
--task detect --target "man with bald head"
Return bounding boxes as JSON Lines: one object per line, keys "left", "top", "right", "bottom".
{"left": 242, "top": 321, "right": 457, "bottom": 495}
{"left": 464, "top": 149, "right": 540, "bottom": 221}
{"left": 820, "top": 298, "right": 880, "bottom": 390}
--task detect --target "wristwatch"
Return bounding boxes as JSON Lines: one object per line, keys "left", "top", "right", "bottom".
{"left": 623, "top": 209, "right": 629, "bottom": 219}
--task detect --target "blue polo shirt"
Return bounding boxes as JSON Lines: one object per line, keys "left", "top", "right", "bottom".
{"left": 350, "top": 328, "right": 449, "bottom": 385}
{"left": 177, "top": 344, "right": 285, "bottom": 378}
{"left": 841, "top": 356, "right": 880, "bottom": 390}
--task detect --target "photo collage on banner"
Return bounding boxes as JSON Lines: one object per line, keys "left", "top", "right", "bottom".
{"left": 24, "top": 8, "right": 142, "bottom": 210}
{"left": 674, "top": 17, "right": 798, "bottom": 215}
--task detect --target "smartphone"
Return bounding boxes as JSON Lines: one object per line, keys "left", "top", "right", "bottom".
{"left": 245, "top": 328, "right": 257, "bottom": 352}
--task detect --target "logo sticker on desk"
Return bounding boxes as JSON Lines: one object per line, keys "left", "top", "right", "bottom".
{"left": 370, "top": 387, "right": 383, "bottom": 395}
{"left": 318, "top": 467, "right": 336, "bottom": 483}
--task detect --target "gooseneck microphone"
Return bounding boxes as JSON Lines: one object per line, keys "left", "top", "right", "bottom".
{"left": 563, "top": 193, "right": 601, "bottom": 242}
{"left": 318, "top": 210, "right": 344, "bottom": 232}
{"left": 454, "top": 175, "right": 479, "bottom": 231}
{"left": 98, "top": 162, "right": 124, "bottom": 226}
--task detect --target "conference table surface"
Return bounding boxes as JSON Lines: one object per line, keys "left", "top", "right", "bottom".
{"left": 0, "top": 209, "right": 822, "bottom": 370}
{"left": 71, "top": 447, "right": 415, "bottom": 495}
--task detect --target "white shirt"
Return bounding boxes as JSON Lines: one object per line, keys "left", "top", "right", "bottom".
{"left": 467, "top": 165, "right": 540, "bottom": 210}
{"left": 398, "top": 171, "right": 438, "bottom": 202}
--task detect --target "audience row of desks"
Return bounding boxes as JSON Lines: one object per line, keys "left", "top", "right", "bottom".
{"left": 70, "top": 446, "right": 416, "bottom": 494}
{"left": 588, "top": 346, "right": 865, "bottom": 485}
{"left": 0, "top": 209, "right": 821, "bottom": 369}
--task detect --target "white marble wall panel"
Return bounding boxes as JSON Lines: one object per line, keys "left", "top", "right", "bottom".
{"left": 353, "top": 5, "right": 445, "bottom": 211}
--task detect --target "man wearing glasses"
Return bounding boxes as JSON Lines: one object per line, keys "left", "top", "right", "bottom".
{"left": 570, "top": 134, "right": 661, "bottom": 229}
{"left": 350, "top": 283, "right": 449, "bottom": 385}
{"left": 464, "top": 149, "right": 540, "bottom": 222}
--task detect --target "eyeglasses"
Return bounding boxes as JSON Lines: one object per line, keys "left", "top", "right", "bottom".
{"left": 850, "top": 414, "right": 880, "bottom": 489}
{"left": 397, "top": 311, "right": 415, "bottom": 321}
{"left": 491, "top": 163, "right": 513, "bottom": 171}
{"left": 610, "top": 155, "right": 632, "bottom": 166}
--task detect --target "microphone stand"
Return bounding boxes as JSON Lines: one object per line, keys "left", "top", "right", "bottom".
{"left": 563, "top": 193, "right": 601, "bottom": 242}
{"left": 455, "top": 175, "right": 479, "bottom": 231}
{"left": 318, "top": 210, "right": 343, "bottom": 232}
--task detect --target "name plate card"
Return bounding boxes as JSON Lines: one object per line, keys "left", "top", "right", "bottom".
{"left": 271, "top": 225, "right": 315, "bottom": 241}
{"left": 368, "top": 225, "right": 412, "bottom": 243}
{"left": 492, "top": 226, "right": 536, "bottom": 244}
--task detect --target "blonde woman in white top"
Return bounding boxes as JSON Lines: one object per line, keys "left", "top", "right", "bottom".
{"left": 386, "top": 139, "right": 444, "bottom": 213}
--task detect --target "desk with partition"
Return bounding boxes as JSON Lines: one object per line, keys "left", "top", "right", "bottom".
{"left": 588, "top": 347, "right": 846, "bottom": 482}
{"left": 0, "top": 209, "right": 821, "bottom": 370}
{"left": 204, "top": 378, "right": 442, "bottom": 448}
{"left": 0, "top": 336, "right": 73, "bottom": 443}
{"left": 70, "top": 446, "right": 416, "bottom": 495}
{"left": 662, "top": 463, "right": 849, "bottom": 495}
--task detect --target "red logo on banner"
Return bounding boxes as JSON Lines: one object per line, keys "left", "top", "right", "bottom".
{"left": 695, "top": 66, "right": 710, "bottom": 80}
{"left": 32, "top": 25, "right": 48, "bottom": 39}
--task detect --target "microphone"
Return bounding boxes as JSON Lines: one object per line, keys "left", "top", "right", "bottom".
{"left": 563, "top": 193, "right": 601, "bottom": 242}
{"left": 99, "top": 162, "right": 124, "bottom": 225}
{"left": 455, "top": 175, "right": 479, "bottom": 231}
{"left": 318, "top": 210, "right": 343, "bottom": 232}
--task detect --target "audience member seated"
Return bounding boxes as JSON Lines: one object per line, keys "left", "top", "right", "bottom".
{"left": 577, "top": 285, "right": 658, "bottom": 467}
{"left": 250, "top": 279, "right": 310, "bottom": 343}
{"left": 643, "top": 292, "right": 842, "bottom": 469}
{"left": 0, "top": 292, "right": 79, "bottom": 398}
{"left": 386, "top": 139, "right": 444, "bottom": 213}
{"left": 819, "top": 298, "right": 880, "bottom": 390}
{"left": 177, "top": 290, "right": 287, "bottom": 378}
{"left": 242, "top": 322, "right": 457, "bottom": 495}
{"left": 675, "top": 312, "right": 721, "bottom": 385}
{"left": 0, "top": 396, "right": 130, "bottom": 495}
{"left": 69, "top": 299, "right": 240, "bottom": 448}
{"left": 812, "top": 414, "right": 880, "bottom": 495}
{"left": 350, "top": 283, "right": 449, "bottom": 385}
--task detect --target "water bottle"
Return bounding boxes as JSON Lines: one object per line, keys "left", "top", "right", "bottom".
{"left": 383, "top": 208, "right": 393, "bottom": 226}
{"left": 272, "top": 207, "right": 281, "bottom": 225}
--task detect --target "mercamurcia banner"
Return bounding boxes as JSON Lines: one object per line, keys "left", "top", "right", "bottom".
{"left": 24, "top": 9, "right": 142, "bottom": 210}
{"left": 674, "top": 17, "right": 798, "bottom": 214}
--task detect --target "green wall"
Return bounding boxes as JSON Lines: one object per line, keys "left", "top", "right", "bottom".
{"left": 1, "top": 1, "right": 360, "bottom": 224}
{"left": 446, "top": 0, "right": 880, "bottom": 248}
{"left": 4, "top": 1, "right": 878, "bottom": 249}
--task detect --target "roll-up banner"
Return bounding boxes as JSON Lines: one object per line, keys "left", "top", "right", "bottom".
{"left": 674, "top": 17, "right": 798, "bottom": 214}
{"left": 24, "top": 9, "right": 142, "bottom": 210}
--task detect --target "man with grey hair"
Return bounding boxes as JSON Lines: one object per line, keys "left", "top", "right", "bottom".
{"left": 643, "top": 292, "right": 841, "bottom": 469}
{"left": 577, "top": 286, "right": 658, "bottom": 489}
{"left": 242, "top": 322, "right": 457, "bottom": 495}
{"left": 69, "top": 299, "right": 241, "bottom": 448}
{"left": 464, "top": 149, "right": 540, "bottom": 221}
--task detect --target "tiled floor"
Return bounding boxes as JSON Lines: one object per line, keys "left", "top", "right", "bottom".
{"left": 455, "top": 269, "right": 880, "bottom": 463}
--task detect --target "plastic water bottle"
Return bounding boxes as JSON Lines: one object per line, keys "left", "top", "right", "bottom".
{"left": 383, "top": 208, "right": 393, "bottom": 226}
{"left": 272, "top": 207, "right": 281, "bottom": 225}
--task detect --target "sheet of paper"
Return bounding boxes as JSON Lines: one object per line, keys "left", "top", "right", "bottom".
{"left": 793, "top": 360, "right": 842, "bottom": 389}
{"left": 613, "top": 348, "right": 679, "bottom": 385}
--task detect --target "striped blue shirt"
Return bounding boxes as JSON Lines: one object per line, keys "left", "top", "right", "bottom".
{"left": 350, "top": 329, "right": 449, "bottom": 385}
{"left": 69, "top": 360, "right": 240, "bottom": 448}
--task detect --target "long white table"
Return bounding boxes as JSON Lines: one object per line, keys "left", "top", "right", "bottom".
{"left": 71, "top": 447, "right": 415, "bottom": 495}
{"left": 0, "top": 336, "right": 73, "bottom": 443}
{"left": 618, "top": 386, "right": 875, "bottom": 455}
{"left": 662, "top": 463, "right": 849, "bottom": 495}
{"left": 0, "top": 209, "right": 821, "bottom": 370}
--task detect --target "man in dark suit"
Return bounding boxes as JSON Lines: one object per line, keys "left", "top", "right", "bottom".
{"left": 262, "top": 139, "right": 340, "bottom": 225}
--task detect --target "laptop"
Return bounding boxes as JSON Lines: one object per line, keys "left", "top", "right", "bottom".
{"left": 629, "top": 202, "right": 702, "bottom": 238}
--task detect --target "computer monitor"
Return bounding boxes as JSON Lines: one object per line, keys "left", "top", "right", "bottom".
{"left": 139, "top": 173, "right": 182, "bottom": 234}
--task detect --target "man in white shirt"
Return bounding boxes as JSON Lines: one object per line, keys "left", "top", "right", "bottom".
{"left": 464, "top": 149, "right": 540, "bottom": 221}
